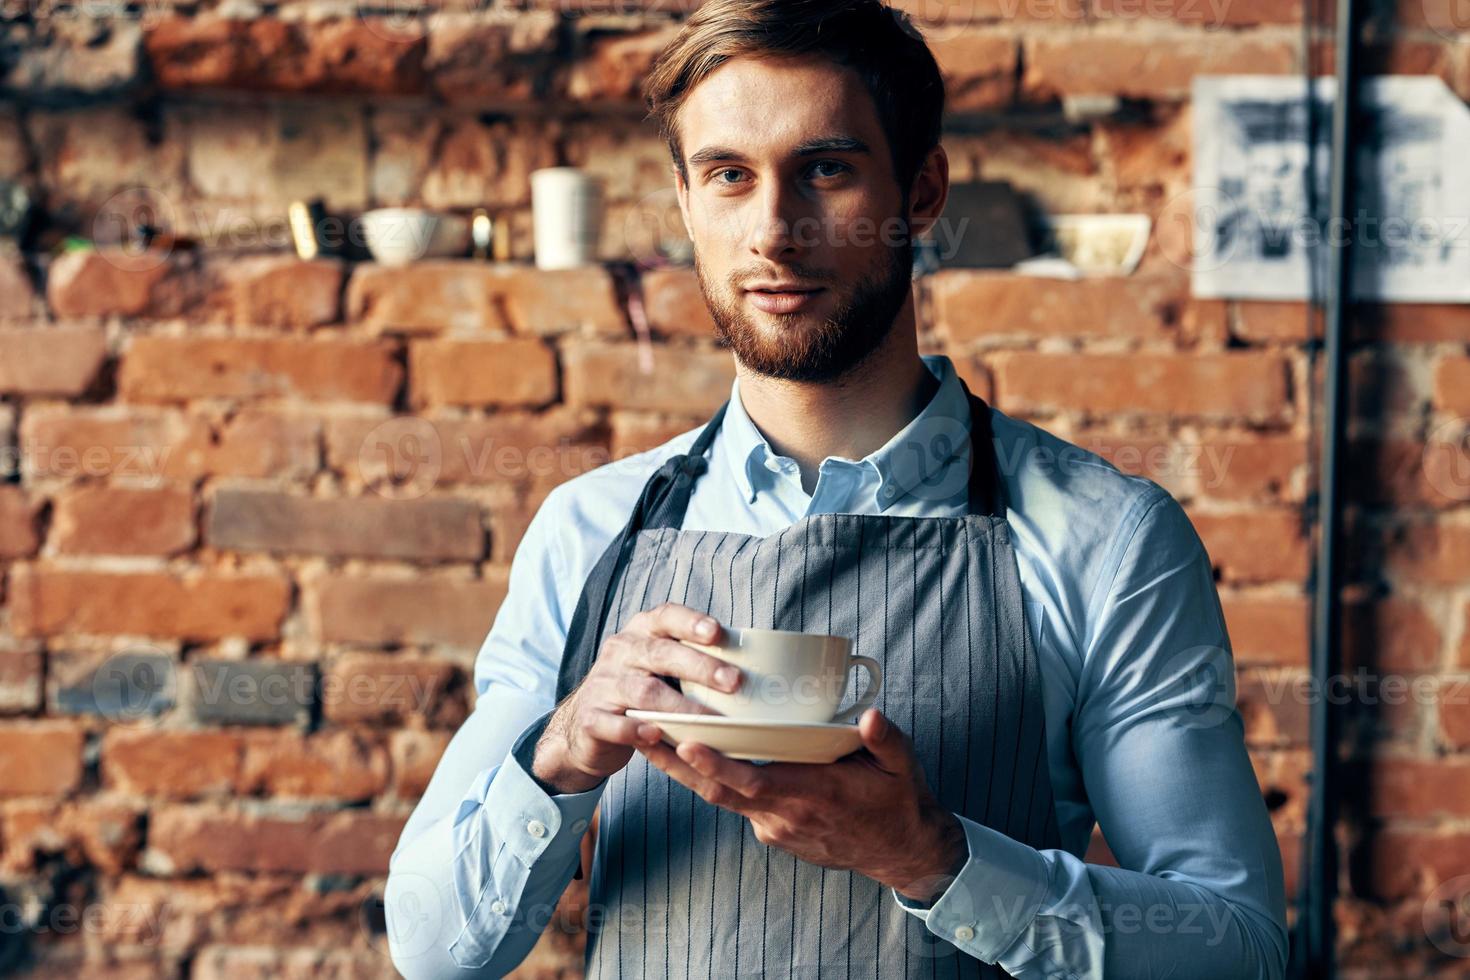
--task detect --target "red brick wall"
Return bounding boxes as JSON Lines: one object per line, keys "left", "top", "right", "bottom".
{"left": 2, "top": 2, "right": 1469, "bottom": 977}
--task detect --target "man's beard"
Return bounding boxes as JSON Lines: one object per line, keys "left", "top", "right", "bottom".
{"left": 697, "top": 232, "right": 915, "bottom": 384}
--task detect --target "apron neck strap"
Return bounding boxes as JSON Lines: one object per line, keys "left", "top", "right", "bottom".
{"left": 962, "top": 383, "right": 1008, "bottom": 519}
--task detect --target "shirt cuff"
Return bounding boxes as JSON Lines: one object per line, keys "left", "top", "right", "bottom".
{"left": 890, "top": 813, "right": 1051, "bottom": 963}
{"left": 489, "top": 710, "right": 606, "bottom": 867}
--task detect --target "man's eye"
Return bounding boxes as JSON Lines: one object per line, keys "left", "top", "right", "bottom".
{"left": 714, "top": 169, "right": 746, "bottom": 184}
{"left": 809, "top": 161, "right": 849, "bottom": 179}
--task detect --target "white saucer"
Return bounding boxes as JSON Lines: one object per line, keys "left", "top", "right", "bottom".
{"left": 627, "top": 709, "right": 863, "bottom": 764}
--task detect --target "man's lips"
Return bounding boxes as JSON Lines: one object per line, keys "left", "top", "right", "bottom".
{"left": 744, "top": 287, "right": 825, "bottom": 314}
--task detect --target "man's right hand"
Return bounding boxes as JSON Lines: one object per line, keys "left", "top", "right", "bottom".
{"left": 531, "top": 603, "right": 743, "bottom": 795}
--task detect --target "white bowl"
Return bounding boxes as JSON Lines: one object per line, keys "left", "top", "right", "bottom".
{"left": 361, "top": 208, "right": 467, "bottom": 266}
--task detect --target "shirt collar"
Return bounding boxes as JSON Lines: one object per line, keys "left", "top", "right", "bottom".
{"left": 718, "top": 354, "right": 973, "bottom": 511}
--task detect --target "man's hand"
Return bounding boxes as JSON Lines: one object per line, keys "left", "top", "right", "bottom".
{"left": 532, "top": 603, "right": 744, "bottom": 795}
{"left": 638, "top": 708, "right": 968, "bottom": 902}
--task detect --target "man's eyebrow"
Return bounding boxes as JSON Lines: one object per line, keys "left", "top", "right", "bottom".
{"left": 686, "top": 136, "right": 872, "bottom": 168}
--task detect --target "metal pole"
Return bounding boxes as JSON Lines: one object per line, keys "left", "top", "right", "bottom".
{"left": 1298, "top": 0, "right": 1361, "bottom": 974}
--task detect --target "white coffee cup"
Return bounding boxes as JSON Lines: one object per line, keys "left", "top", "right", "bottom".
{"left": 530, "top": 167, "right": 604, "bottom": 270}
{"left": 679, "top": 627, "right": 883, "bottom": 725}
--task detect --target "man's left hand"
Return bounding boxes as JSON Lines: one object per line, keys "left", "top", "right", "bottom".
{"left": 637, "top": 708, "right": 967, "bottom": 903}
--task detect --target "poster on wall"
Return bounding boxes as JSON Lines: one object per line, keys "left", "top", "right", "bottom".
{"left": 1192, "top": 75, "right": 1470, "bottom": 302}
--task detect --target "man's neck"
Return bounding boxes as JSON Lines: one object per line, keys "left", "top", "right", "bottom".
{"left": 735, "top": 307, "right": 938, "bottom": 495}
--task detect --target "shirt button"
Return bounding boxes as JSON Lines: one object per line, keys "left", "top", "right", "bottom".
{"left": 526, "top": 819, "right": 547, "bottom": 839}
{"left": 954, "top": 925, "right": 976, "bottom": 942}
{"left": 490, "top": 899, "right": 507, "bottom": 915}
{"left": 882, "top": 485, "right": 896, "bottom": 499}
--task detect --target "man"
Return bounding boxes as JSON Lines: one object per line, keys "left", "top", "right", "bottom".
{"left": 386, "top": 1, "right": 1288, "bottom": 977}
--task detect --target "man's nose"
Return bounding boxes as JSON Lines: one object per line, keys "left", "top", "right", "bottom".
{"left": 747, "top": 185, "right": 809, "bottom": 261}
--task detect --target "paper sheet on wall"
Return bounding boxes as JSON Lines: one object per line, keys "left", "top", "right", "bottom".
{"left": 1192, "top": 75, "right": 1470, "bottom": 302}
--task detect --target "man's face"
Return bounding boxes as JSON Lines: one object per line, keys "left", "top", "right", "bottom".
{"left": 673, "top": 55, "right": 924, "bottom": 383}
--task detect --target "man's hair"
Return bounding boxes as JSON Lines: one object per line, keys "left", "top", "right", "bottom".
{"left": 642, "top": 0, "right": 946, "bottom": 195}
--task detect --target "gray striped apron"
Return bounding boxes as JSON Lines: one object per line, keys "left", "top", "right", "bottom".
{"left": 536, "top": 386, "right": 1061, "bottom": 979}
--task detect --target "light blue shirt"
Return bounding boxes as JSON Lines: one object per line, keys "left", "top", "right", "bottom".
{"left": 386, "top": 354, "right": 1288, "bottom": 979}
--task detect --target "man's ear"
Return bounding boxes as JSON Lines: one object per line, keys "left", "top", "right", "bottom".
{"left": 905, "top": 144, "right": 949, "bottom": 241}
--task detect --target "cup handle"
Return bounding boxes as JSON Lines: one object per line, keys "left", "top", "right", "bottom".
{"left": 830, "top": 655, "right": 883, "bottom": 725}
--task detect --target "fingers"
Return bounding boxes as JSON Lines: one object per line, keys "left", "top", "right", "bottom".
{"left": 599, "top": 671, "right": 717, "bottom": 716}
{"left": 580, "top": 707, "right": 663, "bottom": 749}
{"left": 630, "top": 637, "right": 742, "bottom": 697}
{"left": 641, "top": 740, "right": 756, "bottom": 815}
{"left": 857, "top": 710, "right": 912, "bottom": 773}
{"left": 629, "top": 602, "right": 723, "bottom": 644}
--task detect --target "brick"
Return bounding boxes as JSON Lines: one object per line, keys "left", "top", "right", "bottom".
{"left": 1368, "top": 758, "right": 1470, "bottom": 820}
{"left": 45, "top": 249, "right": 202, "bottom": 319}
{"left": 426, "top": 12, "right": 560, "bottom": 104}
{"left": 0, "top": 327, "right": 106, "bottom": 396}
{"left": 10, "top": 566, "right": 289, "bottom": 641}
{"left": 320, "top": 653, "right": 466, "bottom": 727}
{"left": 931, "top": 271, "right": 1185, "bottom": 342}
{"left": 1022, "top": 32, "right": 1295, "bottom": 101}
{"left": 0, "top": 639, "right": 42, "bottom": 714}
{"left": 206, "top": 489, "right": 484, "bottom": 562}
{"left": 641, "top": 267, "right": 716, "bottom": 339}
{"left": 1443, "top": 688, "right": 1470, "bottom": 750}
{"left": 5, "top": 17, "right": 141, "bottom": 100}
{"left": 0, "top": 485, "right": 39, "bottom": 557}
{"left": 1237, "top": 302, "right": 1470, "bottom": 344}
{"left": 48, "top": 649, "right": 177, "bottom": 721}
{"left": 308, "top": 573, "right": 507, "bottom": 649}
{"left": 1197, "top": 435, "right": 1307, "bottom": 503}
{"left": 102, "top": 730, "right": 243, "bottom": 799}
{"left": 1364, "top": 831, "right": 1470, "bottom": 900}
{"left": 1221, "top": 593, "right": 1309, "bottom": 667}
{"left": 927, "top": 31, "right": 1020, "bottom": 111}
{"left": 346, "top": 262, "right": 625, "bottom": 337}
{"left": 189, "top": 660, "right": 317, "bottom": 728}
{"left": 890, "top": 0, "right": 1087, "bottom": 23}
{"left": 146, "top": 16, "right": 427, "bottom": 96}
{"left": 1349, "top": 437, "right": 1467, "bottom": 509}
{"left": 1342, "top": 596, "right": 1443, "bottom": 672}
{"left": 1237, "top": 669, "right": 1310, "bottom": 746}
{"left": 239, "top": 729, "right": 388, "bottom": 801}
{"left": 1249, "top": 749, "right": 1311, "bottom": 831}
{"left": 179, "top": 101, "right": 369, "bottom": 211}
{"left": 566, "top": 26, "right": 680, "bottom": 102}
{"left": 1233, "top": 301, "right": 1311, "bottom": 343}
{"left": 19, "top": 407, "right": 319, "bottom": 482}
{"left": 324, "top": 408, "right": 608, "bottom": 490}
{"left": 118, "top": 336, "right": 401, "bottom": 404}
{"left": 0, "top": 801, "right": 143, "bottom": 875}
{"left": 189, "top": 946, "right": 389, "bottom": 979}
{"left": 610, "top": 412, "right": 704, "bottom": 459}
{"left": 1091, "top": 0, "right": 1301, "bottom": 25}
{"left": 409, "top": 338, "right": 558, "bottom": 408}
{"left": 0, "top": 723, "right": 85, "bottom": 796}
{"left": 389, "top": 729, "right": 451, "bottom": 799}
{"left": 147, "top": 806, "right": 405, "bottom": 875}
{"left": 423, "top": 116, "right": 558, "bottom": 209}
{"left": 218, "top": 256, "right": 344, "bottom": 329}
{"left": 1190, "top": 509, "right": 1310, "bottom": 584}
{"left": 51, "top": 485, "right": 196, "bottom": 556}
{"left": 1381, "top": 521, "right": 1470, "bottom": 585}
{"left": 0, "top": 250, "right": 37, "bottom": 320}
{"left": 1436, "top": 356, "right": 1470, "bottom": 417}
{"left": 993, "top": 351, "right": 1292, "bottom": 422}
{"left": 564, "top": 341, "right": 735, "bottom": 414}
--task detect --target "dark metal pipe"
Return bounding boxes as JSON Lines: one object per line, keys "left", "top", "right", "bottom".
{"left": 1295, "top": 0, "right": 1362, "bottom": 975}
